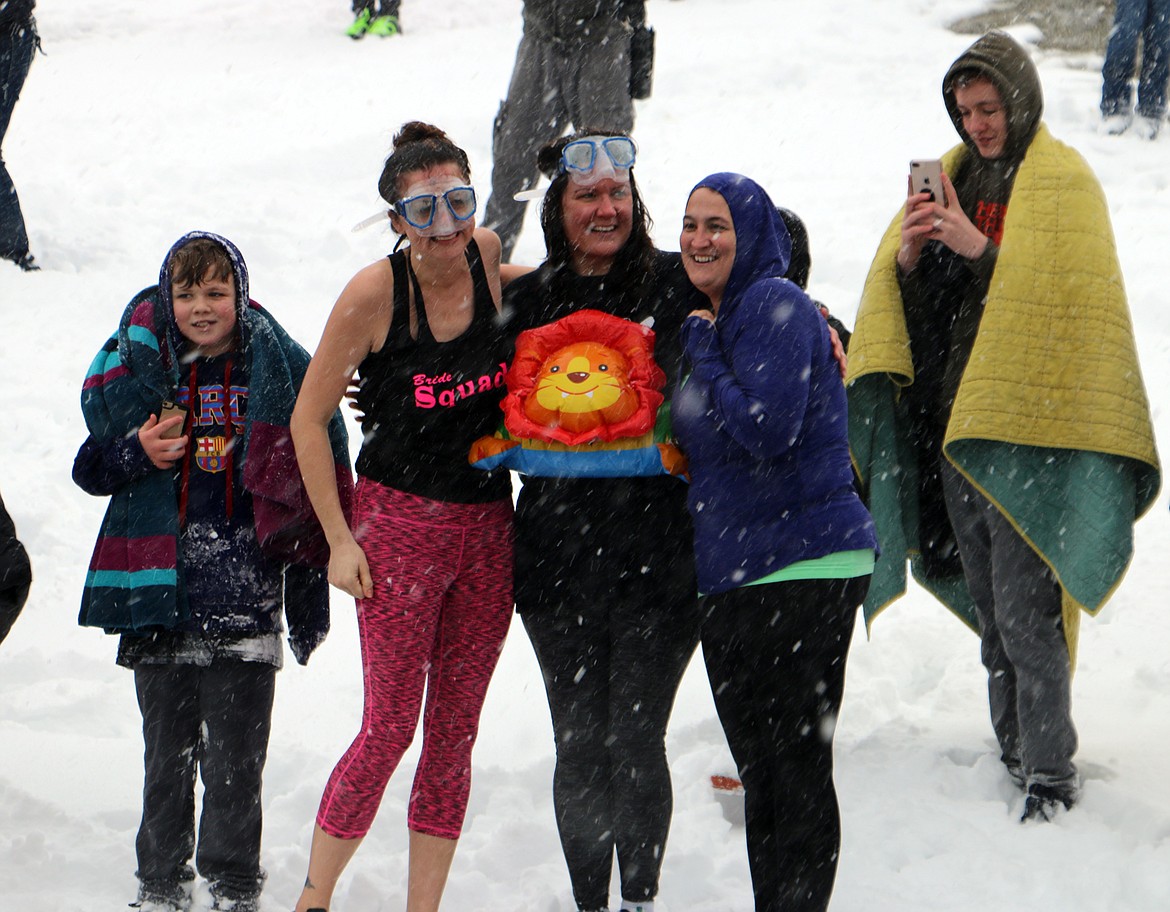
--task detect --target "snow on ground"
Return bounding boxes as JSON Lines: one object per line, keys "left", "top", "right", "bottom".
{"left": 2, "top": 1, "right": 1169, "bottom": 910}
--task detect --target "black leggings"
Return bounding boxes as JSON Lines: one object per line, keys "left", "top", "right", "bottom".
{"left": 701, "top": 575, "right": 869, "bottom": 912}
{"left": 521, "top": 594, "right": 699, "bottom": 911}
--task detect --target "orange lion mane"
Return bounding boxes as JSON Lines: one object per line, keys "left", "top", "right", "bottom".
{"left": 502, "top": 309, "right": 666, "bottom": 447}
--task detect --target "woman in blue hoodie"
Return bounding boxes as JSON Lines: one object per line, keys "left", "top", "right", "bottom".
{"left": 672, "top": 173, "right": 877, "bottom": 912}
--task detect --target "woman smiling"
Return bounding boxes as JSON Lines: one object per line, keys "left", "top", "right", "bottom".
{"left": 504, "top": 129, "right": 706, "bottom": 912}
{"left": 673, "top": 172, "right": 877, "bottom": 912}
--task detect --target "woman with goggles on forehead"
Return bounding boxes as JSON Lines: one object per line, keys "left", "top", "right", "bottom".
{"left": 290, "top": 121, "right": 521, "bottom": 912}
{"left": 503, "top": 129, "right": 706, "bottom": 912}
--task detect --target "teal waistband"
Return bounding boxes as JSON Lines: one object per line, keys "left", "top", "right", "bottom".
{"left": 743, "top": 549, "right": 876, "bottom": 588}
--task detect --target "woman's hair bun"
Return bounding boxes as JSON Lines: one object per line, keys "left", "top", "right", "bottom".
{"left": 393, "top": 121, "right": 452, "bottom": 150}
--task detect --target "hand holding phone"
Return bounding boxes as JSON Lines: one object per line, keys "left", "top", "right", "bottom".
{"left": 158, "top": 400, "right": 187, "bottom": 439}
{"left": 910, "top": 159, "right": 946, "bottom": 206}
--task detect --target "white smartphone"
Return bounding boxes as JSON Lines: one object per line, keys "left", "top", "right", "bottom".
{"left": 910, "top": 159, "right": 945, "bottom": 205}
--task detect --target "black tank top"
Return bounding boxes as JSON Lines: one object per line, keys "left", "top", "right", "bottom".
{"left": 353, "top": 239, "right": 513, "bottom": 503}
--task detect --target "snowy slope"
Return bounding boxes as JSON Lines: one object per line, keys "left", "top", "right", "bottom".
{"left": 1, "top": 1, "right": 1168, "bottom": 910}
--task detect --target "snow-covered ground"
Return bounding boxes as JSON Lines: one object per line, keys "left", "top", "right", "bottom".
{"left": 2, "top": 1, "right": 1169, "bottom": 910}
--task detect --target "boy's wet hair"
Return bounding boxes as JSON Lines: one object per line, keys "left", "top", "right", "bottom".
{"left": 169, "top": 238, "right": 233, "bottom": 288}
{"left": 378, "top": 121, "right": 471, "bottom": 206}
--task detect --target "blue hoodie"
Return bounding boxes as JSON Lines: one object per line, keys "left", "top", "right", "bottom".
{"left": 672, "top": 173, "right": 876, "bottom": 595}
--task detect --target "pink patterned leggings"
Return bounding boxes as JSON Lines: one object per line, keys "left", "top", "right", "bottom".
{"left": 316, "top": 479, "right": 514, "bottom": 841}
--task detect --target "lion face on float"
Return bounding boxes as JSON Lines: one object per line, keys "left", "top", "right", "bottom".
{"left": 503, "top": 309, "right": 665, "bottom": 447}
{"left": 525, "top": 340, "right": 640, "bottom": 434}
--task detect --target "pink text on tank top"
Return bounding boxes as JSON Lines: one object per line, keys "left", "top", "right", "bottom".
{"left": 413, "top": 362, "right": 508, "bottom": 409}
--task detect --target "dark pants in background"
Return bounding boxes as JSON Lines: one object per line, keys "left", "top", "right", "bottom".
{"left": 483, "top": 26, "right": 635, "bottom": 262}
{"left": 1100, "top": 0, "right": 1170, "bottom": 119}
{"left": 0, "top": 17, "right": 37, "bottom": 263}
{"left": 702, "top": 575, "right": 869, "bottom": 912}
{"left": 351, "top": 0, "right": 400, "bottom": 16}
{"left": 134, "top": 659, "right": 276, "bottom": 902}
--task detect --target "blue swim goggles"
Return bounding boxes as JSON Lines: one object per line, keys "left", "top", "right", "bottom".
{"left": 395, "top": 186, "right": 477, "bottom": 230}
{"left": 559, "top": 136, "right": 636, "bottom": 185}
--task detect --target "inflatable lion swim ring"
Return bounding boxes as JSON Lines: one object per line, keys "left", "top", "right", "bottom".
{"left": 468, "top": 309, "right": 687, "bottom": 478}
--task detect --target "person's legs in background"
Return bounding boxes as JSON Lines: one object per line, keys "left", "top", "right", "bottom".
{"left": 1132, "top": 0, "right": 1170, "bottom": 136}
{"left": 1101, "top": 0, "right": 1145, "bottom": 130}
{"left": 483, "top": 33, "right": 564, "bottom": 262}
{"left": 0, "top": 16, "right": 38, "bottom": 270}
{"left": 347, "top": 0, "right": 401, "bottom": 39}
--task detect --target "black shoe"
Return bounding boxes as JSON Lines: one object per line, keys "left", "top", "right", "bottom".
{"left": 210, "top": 879, "right": 262, "bottom": 912}
{"left": 130, "top": 890, "right": 188, "bottom": 912}
{"left": 130, "top": 901, "right": 186, "bottom": 912}
{"left": 1020, "top": 782, "right": 1077, "bottom": 822}
{"left": 211, "top": 896, "right": 258, "bottom": 912}
{"left": 6, "top": 252, "right": 39, "bottom": 271}
{"left": 133, "top": 867, "right": 193, "bottom": 911}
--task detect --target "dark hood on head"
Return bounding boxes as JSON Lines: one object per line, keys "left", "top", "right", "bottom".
{"left": 943, "top": 30, "right": 1043, "bottom": 162}
{"left": 689, "top": 172, "right": 791, "bottom": 310}
{"left": 158, "top": 230, "right": 251, "bottom": 352}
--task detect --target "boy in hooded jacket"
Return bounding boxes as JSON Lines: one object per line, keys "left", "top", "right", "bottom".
{"left": 73, "top": 232, "right": 352, "bottom": 912}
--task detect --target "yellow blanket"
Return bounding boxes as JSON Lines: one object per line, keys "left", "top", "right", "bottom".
{"left": 847, "top": 125, "right": 1160, "bottom": 657}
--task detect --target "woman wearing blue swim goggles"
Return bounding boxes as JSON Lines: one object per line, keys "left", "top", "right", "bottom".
{"left": 504, "top": 127, "right": 705, "bottom": 912}
{"left": 558, "top": 135, "right": 637, "bottom": 187}
{"left": 291, "top": 121, "right": 519, "bottom": 912}
{"left": 395, "top": 184, "right": 477, "bottom": 233}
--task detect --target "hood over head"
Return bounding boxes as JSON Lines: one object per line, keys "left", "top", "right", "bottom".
{"left": 943, "top": 30, "right": 1043, "bottom": 162}
{"left": 688, "top": 172, "right": 791, "bottom": 310}
{"left": 158, "top": 230, "right": 251, "bottom": 353}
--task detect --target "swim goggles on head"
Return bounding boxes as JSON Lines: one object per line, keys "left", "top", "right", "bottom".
{"left": 558, "top": 136, "right": 636, "bottom": 186}
{"left": 394, "top": 185, "right": 477, "bottom": 230}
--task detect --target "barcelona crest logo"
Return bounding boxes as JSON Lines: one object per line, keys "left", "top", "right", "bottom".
{"left": 196, "top": 436, "right": 229, "bottom": 473}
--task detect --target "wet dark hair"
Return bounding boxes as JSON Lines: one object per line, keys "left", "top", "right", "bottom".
{"left": 947, "top": 67, "right": 995, "bottom": 93}
{"left": 535, "top": 128, "right": 656, "bottom": 282}
{"left": 776, "top": 207, "right": 811, "bottom": 290}
{"left": 377, "top": 121, "right": 472, "bottom": 206}
{"left": 168, "top": 238, "right": 233, "bottom": 288}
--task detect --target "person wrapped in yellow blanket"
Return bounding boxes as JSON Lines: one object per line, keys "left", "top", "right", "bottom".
{"left": 846, "top": 30, "right": 1160, "bottom": 823}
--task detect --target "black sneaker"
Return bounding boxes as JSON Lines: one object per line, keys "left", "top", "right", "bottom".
{"left": 133, "top": 867, "right": 194, "bottom": 912}
{"left": 211, "top": 896, "right": 258, "bottom": 912}
{"left": 130, "top": 890, "right": 188, "bottom": 912}
{"left": 1020, "top": 782, "right": 1077, "bottom": 822}
{"left": 129, "top": 902, "right": 185, "bottom": 912}
{"left": 5, "top": 252, "right": 39, "bottom": 271}
{"left": 210, "top": 880, "right": 261, "bottom": 912}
